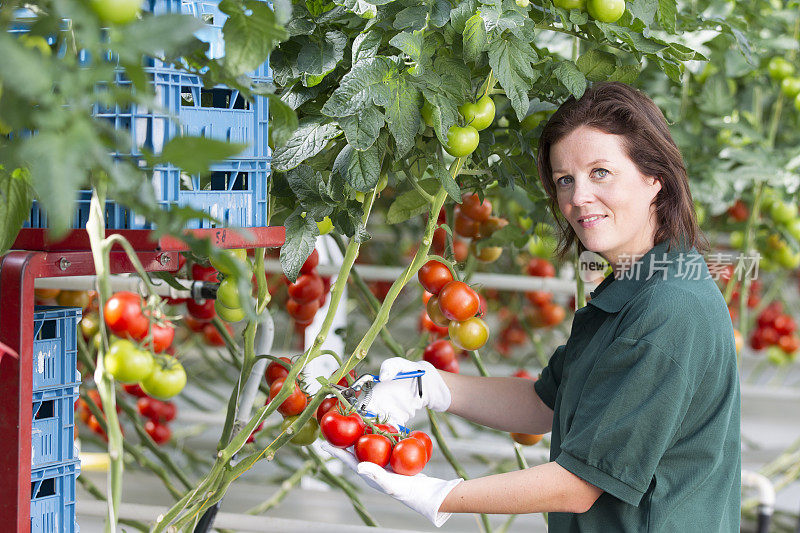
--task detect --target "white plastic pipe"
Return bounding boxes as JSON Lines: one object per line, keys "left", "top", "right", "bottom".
{"left": 34, "top": 275, "right": 193, "bottom": 299}
{"left": 741, "top": 470, "right": 775, "bottom": 514}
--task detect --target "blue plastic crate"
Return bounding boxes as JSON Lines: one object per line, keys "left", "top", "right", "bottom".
{"left": 31, "top": 386, "right": 79, "bottom": 469}
{"left": 32, "top": 307, "right": 81, "bottom": 392}
{"left": 30, "top": 460, "right": 80, "bottom": 533}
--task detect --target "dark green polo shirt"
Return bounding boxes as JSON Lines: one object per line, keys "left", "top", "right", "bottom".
{"left": 534, "top": 241, "right": 741, "bottom": 532}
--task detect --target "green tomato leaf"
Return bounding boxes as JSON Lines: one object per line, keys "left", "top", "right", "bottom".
{"left": 335, "top": 0, "right": 378, "bottom": 18}
{"left": 322, "top": 57, "right": 393, "bottom": 118}
{"left": 116, "top": 14, "right": 204, "bottom": 64}
{"left": 430, "top": 0, "right": 452, "bottom": 27}
{"left": 267, "top": 94, "right": 300, "bottom": 148}
{"left": 155, "top": 137, "right": 249, "bottom": 174}
{"left": 554, "top": 60, "right": 587, "bottom": 99}
{"left": 333, "top": 144, "right": 381, "bottom": 192}
{"left": 281, "top": 208, "right": 320, "bottom": 282}
{"left": 287, "top": 165, "right": 336, "bottom": 218}
{"left": 394, "top": 5, "right": 428, "bottom": 30}
{"left": 0, "top": 166, "right": 33, "bottom": 255}
{"left": 272, "top": 116, "right": 341, "bottom": 171}
{"left": 463, "top": 14, "right": 487, "bottom": 64}
{"left": 221, "top": 0, "right": 288, "bottom": 74}
{"left": 386, "top": 179, "right": 440, "bottom": 223}
{"left": 338, "top": 106, "right": 384, "bottom": 150}
{"left": 628, "top": 0, "right": 657, "bottom": 27}
{"left": 576, "top": 49, "right": 616, "bottom": 82}
{"left": 427, "top": 155, "right": 460, "bottom": 203}
{"left": 0, "top": 34, "right": 52, "bottom": 98}
{"left": 656, "top": 0, "right": 677, "bottom": 33}
{"left": 297, "top": 31, "right": 348, "bottom": 81}
{"left": 608, "top": 65, "right": 640, "bottom": 83}
{"left": 374, "top": 64, "right": 420, "bottom": 158}
{"left": 488, "top": 34, "right": 540, "bottom": 120}
{"left": 389, "top": 31, "right": 425, "bottom": 62}
{"left": 353, "top": 28, "right": 384, "bottom": 64}
{"left": 450, "top": 0, "right": 478, "bottom": 33}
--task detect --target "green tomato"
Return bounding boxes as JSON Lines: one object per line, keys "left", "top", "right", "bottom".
{"left": 587, "top": 0, "right": 625, "bottom": 22}
{"left": 693, "top": 202, "right": 706, "bottom": 226}
{"left": 421, "top": 100, "right": 435, "bottom": 128}
{"left": 768, "top": 57, "right": 795, "bottom": 81}
{"left": 787, "top": 219, "right": 800, "bottom": 242}
{"left": 516, "top": 0, "right": 530, "bottom": 7}
{"left": 459, "top": 96, "right": 495, "bottom": 131}
{"left": 280, "top": 416, "right": 320, "bottom": 445}
{"left": 781, "top": 77, "right": 800, "bottom": 99}
{"left": 444, "top": 125, "right": 480, "bottom": 157}
{"left": 729, "top": 231, "right": 744, "bottom": 250}
{"left": 209, "top": 248, "right": 248, "bottom": 276}
{"left": 105, "top": 339, "right": 154, "bottom": 384}
{"left": 518, "top": 216, "right": 534, "bottom": 231}
{"left": 89, "top": 0, "right": 141, "bottom": 24}
{"left": 775, "top": 244, "right": 800, "bottom": 269}
{"left": 215, "top": 300, "right": 246, "bottom": 323}
{"left": 216, "top": 278, "right": 242, "bottom": 309}
{"left": 316, "top": 216, "right": 333, "bottom": 235}
{"left": 527, "top": 235, "right": 557, "bottom": 258}
{"left": 767, "top": 345, "right": 789, "bottom": 366}
{"left": 141, "top": 357, "right": 187, "bottom": 400}
{"left": 554, "top": 0, "right": 586, "bottom": 9}
{"left": 18, "top": 35, "right": 52, "bottom": 56}
{"left": 520, "top": 111, "right": 549, "bottom": 131}
{"left": 770, "top": 201, "right": 798, "bottom": 225}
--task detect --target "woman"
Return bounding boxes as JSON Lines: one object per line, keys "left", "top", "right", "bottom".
{"left": 323, "top": 82, "right": 741, "bottom": 532}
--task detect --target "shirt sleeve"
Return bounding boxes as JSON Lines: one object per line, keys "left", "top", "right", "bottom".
{"left": 555, "top": 336, "right": 692, "bottom": 506}
{"left": 534, "top": 344, "right": 566, "bottom": 411}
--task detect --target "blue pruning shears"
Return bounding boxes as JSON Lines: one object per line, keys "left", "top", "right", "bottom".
{"left": 331, "top": 370, "right": 425, "bottom": 434}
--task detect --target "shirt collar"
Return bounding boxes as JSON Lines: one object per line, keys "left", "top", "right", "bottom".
{"left": 587, "top": 241, "right": 686, "bottom": 313}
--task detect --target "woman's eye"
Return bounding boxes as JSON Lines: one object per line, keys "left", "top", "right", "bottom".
{"left": 593, "top": 168, "right": 609, "bottom": 178}
{"left": 556, "top": 176, "right": 573, "bottom": 187}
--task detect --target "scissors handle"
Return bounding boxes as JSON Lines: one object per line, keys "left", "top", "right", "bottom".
{"left": 373, "top": 369, "right": 425, "bottom": 382}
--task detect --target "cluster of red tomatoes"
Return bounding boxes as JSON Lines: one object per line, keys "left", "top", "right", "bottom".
{"left": 430, "top": 194, "right": 509, "bottom": 265}
{"left": 320, "top": 409, "right": 434, "bottom": 476}
{"left": 103, "top": 291, "right": 186, "bottom": 400}
{"left": 283, "top": 250, "right": 332, "bottom": 332}
{"left": 128, "top": 384, "right": 176, "bottom": 445}
{"left": 418, "top": 260, "right": 490, "bottom": 354}
{"left": 750, "top": 302, "right": 799, "bottom": 365}
{"left": 255, "top": 357, "right": 320, "bottom": 445}
{"left": 524, "top": 258, "right": 566, "bottom": 328}
{"left": 76, "top": 389, "right": 120, "bottom": 441}
{"left": 495, "top": 315, "right": 528, "bottom": 358}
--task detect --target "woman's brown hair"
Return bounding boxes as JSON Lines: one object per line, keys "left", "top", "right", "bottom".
{"left": 536, "top": 81, "right": 707, "bottom": 258}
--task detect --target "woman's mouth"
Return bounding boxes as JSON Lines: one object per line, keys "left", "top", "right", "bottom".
{"left": 577, "top": 215, "right": 607, "bottom": 228}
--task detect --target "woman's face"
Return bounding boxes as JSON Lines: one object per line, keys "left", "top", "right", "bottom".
{"left": 551, "top": 126, "right": 662, "bottom": 269}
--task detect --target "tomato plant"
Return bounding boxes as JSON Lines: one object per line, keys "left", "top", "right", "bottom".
{"left": 460, "top": 193, "right": 492, "bottom": 222}
{"left": 89, "top": 0, "right": 141, "bottom": 24}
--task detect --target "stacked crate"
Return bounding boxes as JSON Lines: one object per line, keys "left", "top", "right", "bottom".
{"left": 22, "top": 0, "right": 272, "bottom": 230}
{"left": 30, "top": 306, "right": 82, "bottom": 533}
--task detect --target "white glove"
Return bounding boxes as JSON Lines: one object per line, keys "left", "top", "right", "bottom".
{"left": 365, "top": 359, "right": 451, "bottom": 428}
{"left": 321, "top": 442, "right": 463, "bottom": 527}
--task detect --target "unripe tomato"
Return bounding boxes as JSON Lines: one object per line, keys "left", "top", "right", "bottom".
{"left": 89, "top": 0, "right": 141, "bottom": 24}
{"left": 555, "top": 0, "right": 586, "bottom": 7}
{"left": 215, "top": 300, "right": 246, "bottom": 323}
{"left": 418, "top": 260, "right": 453, "bottom": 295}
{"left": 587, "top": 0, "right": 625, "bottom": 22}
{"left": 478, "top": 216, "right": 508, "bottom": 238}
{"left": 288, "top": 274, "right": 324, "bottom": 304}
{"left": 140, "top": 357, "right": 187, "bottom": 400}
{"left": 216, "top": 278, "right": 243, "bottom": 309}
{"left": 421, "top": 100, "right": 435, "bottom": 128}
{"left": 470, "top": 241, "right": 503, "bottom": 263}
{"left": 269, "top": 378, "right": 308, "bottom": 417}
{"left": 426, "top": 295, "right": 451, "bottom": 327}
{"left": 209, "top": 248, "right": 248, "bottom": 276}
{"left": 423, "top": 339, "right": 456, "bottom": 370}
{"left": 795, "top": 92, "right": 800, "bottom": 113}
{"left": 781, "top": 77, "right": 800, "bottom": 99}
{"left": 356, "top": 433, "right": 393, "bottom": 467}
{"left": 58, "top": 290, "right": 91, "bottom": 310}
{"left": 80, "top": 313, "right": 101, "bottom": 340}
{"left": 390, "top": 438, "right": 427, "bottom": 476}
{"left": 768, "top": 57, "right": 795, "bottom": 81}
{"left": 419, "top": 310, "right": 449, "bottom": 336}
{"left": 461, "top": 193, "right": 492, "bottom": 222}
{"left": 520, "top": 111, "right": 550, "bottom": 131}
{"left": 444, "top": 125, "right": 479, "bottom": 157}
{"left": 105, "top": 339, "right": 154, "bottom": 383}
{"left": 34, "top": 288, "right": 60, "bottom": 301}
{"left": 438, "top": 281, "right": 480, "bottom": 321}
{"left": 266, "top": 356, "right": 292, "bottom": 385}
{"left": 458, "top": 95, "right": 495, "bottom": 131}
{"left": 767, "top": 345, "right": 789, "bottom": 366}
{"left": 448, "top": 316, "right": 489, "bottom": 351}
{"left": 770, "top": 201, "right": 798, "bottom": 225}
{"left": 281, "top": 415, "right": 320, "bottom": 445}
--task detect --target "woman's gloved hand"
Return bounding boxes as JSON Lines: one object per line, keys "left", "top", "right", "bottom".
{"left": 321, "top": 442, "right": 463, "bottom": 527}
{"left": 365, "top": 358, "right": 451, "bottom": 427}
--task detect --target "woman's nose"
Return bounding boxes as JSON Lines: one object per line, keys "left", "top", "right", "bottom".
{"left": 569, "top": 179, "right": 594, "bottom": 206}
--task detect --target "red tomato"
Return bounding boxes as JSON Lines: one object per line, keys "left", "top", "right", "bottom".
{"left": 501, "top": 324, "right": 527, "bottom": 346}
{"left": 761, "top": 326, "right": 780, "bottom": 346}
{"left": 432, "top": 227, "right": 447, "bottom": 255}
{"left": 355, "top": 434, "right": 393, "bottom": 467}
{"left": 779, "top": 334, "right": 800, "bottom": 354}
{"left": 525, "top": 290, "right": 553, "bottom": 307}
{"left": 409, "top": 430, "right": 433, "bottom": 461}
{"left": 454, "top": 212, "right": 481, "bottom": 238}
{"left": 123, "top": 383, "right": 148, "bottom": 398}
{"left": 186, "top": 299, "right": 216, "bottom": 321}
{"left": 184, "top": 315, "right": 209, "bottom": 332}
{"left": 268, "top": 378, "right": 308, "bottom": 417}
{"left": 87, "top": 414, "right": 107, "bottom": 440}
{"left": 527, "top": 258, "right": 556, "bottom": 277}
{"left": 286, "top": 299, "right": 320, "bottom": 324}
{"left": 440, "top": 358, "right": 460, "bottom": 373}
{"left": 727, "top": 199, "right": 749, "bottom": 222}
{"left": 203, "top": 322, "right": 232, "bottom": 347}
{"left": 191, "top": 263, "right": 218, "bottom": 281}
{"left": 300, "top": 249, "right": 319, "bottom": 275}
{"left": 453, "top": 239, "right": 468, "bottom": 262}
{"left": 438, "top": 281, "right": 480, "bottom": 322}
{"left": 145, "top": 420, "right": 171, "bottom": 445}
{"left": 390, "top": 438, "right": 427, "bottom": 475}
{"left": 137, "top": 397, "right": 176, "bottom": 422}
{"left": 750, "top": 329, "right": 766, "bottom": 351}
{"left": 336, "top": 369, "right": 357, "bottom": 387}
{"left": 158, "top": 401, "right": 177, "bottom": 422}
{"left": 57, "top": 290, "right": 92, "bottom": 310}
{"left": 774, "top": 315, "right": 796, "bottom": 336}
{"left": 417, "top": 260, "right": 453, "bottom": 295}
{"left": 320, "top": 411, "right": 365, "bottom": 448}
{"left": 265, "top": 357, "right": 292, "bottom": 385}
{"left": 316, "top": 397, "right": 340, "bottom": 420}
{"left": 419, "top": 310, "right": 449, "bottom": 336}
{"left": 423, "top": 339, "right": 456, "bottom": 370}
{"left": 460, "top": 193, "right": 492, "bottom": 222}
{"left": 288, "top": 274, "right": 324, "bottom": 304}
{"left": 144, "top": 321, "right": 175, "bottom": 353}
{"left": 104, "top": 292, "right": 148, "bottom": 340}
{"left": 757, "top": 302, "right": 783, "bottom": 328}
{"left": 513, "top": 369, "right": 534, "bottom": 379}
{"left": 422, "top": 291, "right": 433, "bottom": 305}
